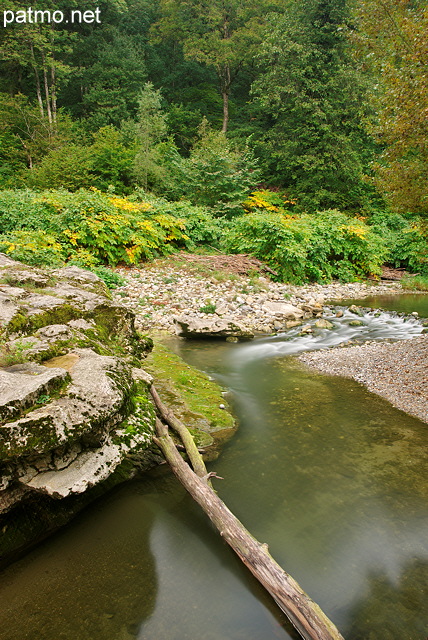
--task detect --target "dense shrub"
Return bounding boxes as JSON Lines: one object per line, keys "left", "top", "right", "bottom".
{"left": 223, "top": 210, "right": 387, "bottom": 283}
{"left": 132, "top": 191, "right": 222, "bottom": 248}
{"left": 0, "top": 189, "right": 189, "bottom": 267}
{"left": 172, "top": 124, "right": 260, "bottom": 217}
{"left": 0, "top": 229, "right": 65, "bottom": 267}
{"left": 370, "top": 211, "right": 428, "bottom": 275}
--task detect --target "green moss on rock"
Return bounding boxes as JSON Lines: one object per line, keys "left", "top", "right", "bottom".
{"left": 144, "top": 342, "right": 234, "bottom": 433}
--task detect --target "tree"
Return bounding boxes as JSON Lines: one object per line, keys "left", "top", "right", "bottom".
{"left": 151, "top": 0, "right": 281, "bottom": 133}
{"left": 252, "top": 0, "right": 372, "bottom": 212}
{"left": 353, "top": 0, "right": 428, "bottom": 216}
{"left": 64, "top": 27, "right": 147, "bottom": 130}
{"left": 133, "top": 82, "right": 169, "bottom": 190}
{"left": 177, "top": 118, "right": 260, "bottom": 216}
{"left": 0, "top": 0, "right": 76, "bottom": 125}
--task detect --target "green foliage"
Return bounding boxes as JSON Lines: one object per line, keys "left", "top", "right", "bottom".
{"left": 24, "top": 126, "right": 135, "bottom": 193}
{"left": 133, "top": 191, "right": 223, "bottom": 248}
{"left": 133, "top": 83, "right": 169, "bottom": 190}
{"left": 252, "top": 0, "right": 372, "bottom": 212}
{"left": 223, "top": 210, "right": 387, "bottom": 283}
{"left": 370, "top": 211, "right": 428, "bottom": 275}
{"left": 26, "top": 145, "right": 94, "bottom": 191}
{"left": 401, "top": 275, "right": 428, "bottom": 292}
{"left": 90, "top": 266, "right": 126, "bottom": 290}
{"left": 176, "top": 120, "right": 260, "bottom": 216}
{"left": 0, "top": 188, "right": 189, "bottom": 268}
{"left": 353, "top": 0, "right": 428, "bottom": 217}
{"left": 199, "top": 302, "right": 216, "bottom": 314}
{"left": 0, "top": 337, "right": 37, "bottom": 367}
{"left": 0, "top": 229, "right": 65, "bottom": 267}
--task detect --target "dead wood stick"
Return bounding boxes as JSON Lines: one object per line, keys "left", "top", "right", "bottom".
{"left": 154, "top": 418, "right": 345, "bottom": 640}
{"left": 150, "top": 385, "right": 208, "bottom": 480}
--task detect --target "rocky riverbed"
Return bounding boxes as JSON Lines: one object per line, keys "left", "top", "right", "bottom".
{"left": 113, "top": 254, "right": 404, "bottom": 336}
{"left": 112, "top": 254, "right": 427, "bottom": 425}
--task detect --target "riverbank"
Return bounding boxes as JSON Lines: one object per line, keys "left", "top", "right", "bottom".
{"left": 112, "top": 253, "right": 427, "bottom": 425}
{"left": 113, "top": 253, "right": 404, "bottom": 335}
{"left": 299, "top": 335, "right": 428, "bottom": 424}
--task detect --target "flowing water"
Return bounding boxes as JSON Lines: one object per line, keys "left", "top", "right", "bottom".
{"left": 0, "top": 302, "right": 427, "bottom": 640}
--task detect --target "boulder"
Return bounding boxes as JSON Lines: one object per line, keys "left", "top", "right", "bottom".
{"left": 262, "top": 302, "right": 304, "bottom": 320}
{"left": 174, "top": 315, "right": 254, "bottom": 340}
{"left": 314, "top": 319, "right": 334, "bottom": 330}
{"left": 0, "top": 256, "right": 156, "bottom": 526}
{"left": 0, "top": 363, "right": 69, "bottom": 423}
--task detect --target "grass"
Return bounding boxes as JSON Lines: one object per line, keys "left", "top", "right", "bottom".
{"left": 401, "top": 275, "right": 428, "bottom": 291}
{"left": 0, "top": 337, "right": 37, "bottom": 367}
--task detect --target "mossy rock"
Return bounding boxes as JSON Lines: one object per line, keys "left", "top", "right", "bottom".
{"left": 144, "top": 341, "right": 235, "bottom": 435}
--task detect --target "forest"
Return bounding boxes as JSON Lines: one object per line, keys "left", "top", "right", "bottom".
{"left": 0, "top": 0, "right": 427, "bottom": 284}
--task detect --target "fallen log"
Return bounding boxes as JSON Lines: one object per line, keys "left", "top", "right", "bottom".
{"left": 153, "top": 417, "right": 345, "bottom": 640}
{"left": 150, "top": 384, "right": 208, "bottom": 480}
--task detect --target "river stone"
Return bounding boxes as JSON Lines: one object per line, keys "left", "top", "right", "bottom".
{"left": 314, "top": 319, "right": 334, "bottom": 329}
{"left": 262, "top": 302, "right": 304, "bottom": 320}
{"left": 0, "top": 363, "right": 69, "bottom": 423}
{"left": 174, "top": 315, "right": 254, "bottom": 340}
{"left": 348, "top": 304, "right": 364, "bottom": 316}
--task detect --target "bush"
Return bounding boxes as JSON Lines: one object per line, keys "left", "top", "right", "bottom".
{"left": 0, "top": 229, "right": 65, "bottom": 267}
{"left": 223, "top": 210, "right": 387, "bottom": 283}
{"left": 132, "top": 191, "right": 222, "bottom": 248}
{"left": 90, "top": 266, "right": 126, "bottom": 289}
{"left": 0, "top": 188, "right": 189, "bottom": 267}
{"left": 175, "top": 122, "right": 260, "bottom": 217}
{"left": 370, "top": 211, "right": 428, "bottom": 275}
{"left": 401, "top": 274, "right": 428, "bottom": 291}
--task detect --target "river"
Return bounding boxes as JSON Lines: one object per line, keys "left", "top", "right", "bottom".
{"left": 0, "top": 296, "right": 427, "bottom": 640}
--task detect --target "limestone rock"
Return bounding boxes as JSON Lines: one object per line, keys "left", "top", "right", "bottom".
{"left": 0, "top": 363, "right": 69, "bottom": 422}
{"left": 25, "top": 439, "right": 124, "bottom": 498}
{"left": 0, "top": 349, "right": 132, "bottom": 460}
{"left": 0, "top": 253, "right": 19, "bottom": 268}
{"left": 174, "top": 315, "right": 254, "bottom": 340}
{"left": 262, "top": 302, "right": 304, "bottom": 320}
{"left": 314, "top": 319, "right": 334, "bottom": 329}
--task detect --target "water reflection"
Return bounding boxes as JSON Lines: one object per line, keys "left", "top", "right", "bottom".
{"left": 0, "top": 483, "right": 159, "bottom": 640}
{"left": 173, "top": 333, "right": 428, "bottom": 639}
{"left": 0, "top": 307, "right": 427, "bottom": 640}
{"left": 347, "top": 559, "right": 428, "bottom": 639}
{"left": 335, "top": 293, "right": 428, "bottom": 318}
{"left": 0, "top": 468, "right": 296, "bottom": 640}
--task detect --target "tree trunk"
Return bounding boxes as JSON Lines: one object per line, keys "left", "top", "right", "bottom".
{"left": 220, "top": 62, "right": 231, "bottom": 134}
{"left": 154, "top": 417, "right": 346, "bottom": 640}
{"left": 41, "top": 52, "right": 52, "bottom": 125}
{"left": 29, "top": 43, "right": 44, "bottom": 119}
{"left": 221, "top": 90, "right": 229, "bottom": 134}
{"left": 150, "top": 385, "right": 209, "bottom": 481}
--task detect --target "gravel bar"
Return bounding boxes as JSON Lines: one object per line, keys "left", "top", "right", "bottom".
{"left": 299, "top": 336, "right": 428, "bottom": 424}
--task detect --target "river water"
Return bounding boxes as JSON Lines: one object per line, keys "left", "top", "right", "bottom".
{"left": 0, "top": 297, "right": 427, "bottom": 640}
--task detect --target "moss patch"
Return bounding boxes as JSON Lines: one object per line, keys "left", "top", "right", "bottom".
{"left": 144, "top": 342, "right": 234, "bottom": 433}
